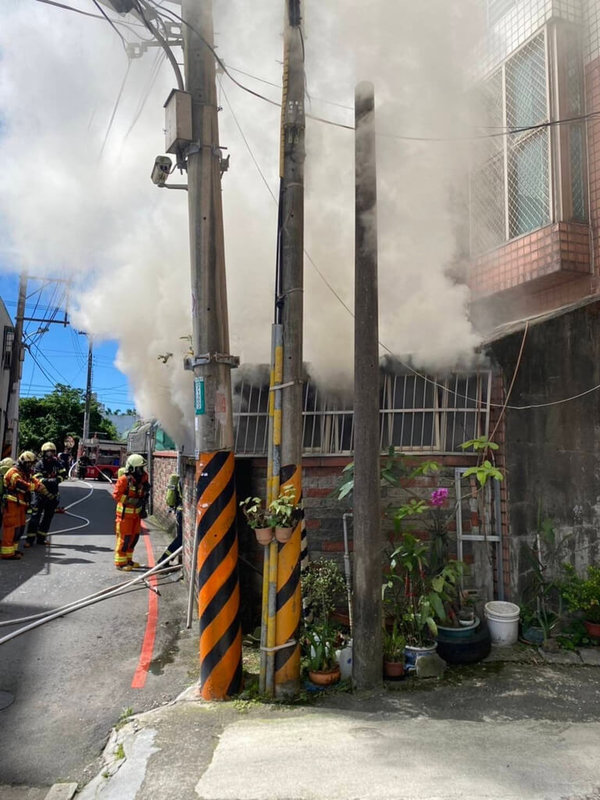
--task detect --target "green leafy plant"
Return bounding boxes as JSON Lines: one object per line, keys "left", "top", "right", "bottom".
{"left": 267, "top": 485, "right": 301, "bottom": 528}
{"left": 383, "top": 620, "right": 406, "bottom": 662}
{"left": 383, "top": 532, "right": 463, "bottom": 646}
{"left": 301, "top": 559, "right": 346, "bottom": 627}
{"left": 560, "top": 564, "right": 600, "bottom": 623}
{"left": 520, "top": 514, "right": 567, "bottom": 643}
{"left": 239, "top": 496, "right": 270, "bottom": 529}
{"left": 303, "top": 624, "right": 340, "bottom": 672}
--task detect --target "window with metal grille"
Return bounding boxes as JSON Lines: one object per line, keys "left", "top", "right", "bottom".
{"left": 470, "top": 26, "right": 587, "bottom": 256}
{"left": 233, "top": 370, "right": 491, "bottom": 457}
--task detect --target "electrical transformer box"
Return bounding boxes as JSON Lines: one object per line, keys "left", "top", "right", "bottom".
{"left": 164, "top": 89, "right": 193, "bottom": 154}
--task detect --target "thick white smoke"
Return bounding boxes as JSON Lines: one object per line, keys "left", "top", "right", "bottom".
{"left": 0, "top": 0, "right": 483, "bottom": 443}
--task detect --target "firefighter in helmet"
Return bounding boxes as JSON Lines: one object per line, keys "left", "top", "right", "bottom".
{"left": 1, "top": 452, "right": 52, "bottom": 560}
{"left": 158, "top": 473, "right": 183, "bottom": 565}
{"left": 25, "top": 442, "right": 67, "bottom": 547}
{"left": 112, "top": 453, "right": 150, "bottom": 571}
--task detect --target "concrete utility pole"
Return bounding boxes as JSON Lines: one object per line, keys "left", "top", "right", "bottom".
{"left": 272, "top": 0, "right": 306, "bottom": 697}
{"left": 82, "top": 339, "right": 93, "bottom": 442}
{"left": 5, "top": 273, "right": 27, "bottom": 459}
{"left": 352, "top": 82, "right": 382, "bottom": 690}
{"left": 181, "top": 0, "right": 242, "bottom": 700}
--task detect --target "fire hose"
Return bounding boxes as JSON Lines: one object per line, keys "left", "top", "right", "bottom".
{"left": 0, "top": 548, "right": 183, "bottom": 646}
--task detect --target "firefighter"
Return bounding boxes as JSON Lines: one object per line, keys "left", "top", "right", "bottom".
{"left": 158, "top": 472, "right": 183, "bottom": 565}
{"left": 25, "top": 442, "right": 67, "bottom": 547}
{"left": 112, "top": 453, "right": 150, "bottom": 571}
{"left": 1, "top": 452, "right": 52, "bottom": 560}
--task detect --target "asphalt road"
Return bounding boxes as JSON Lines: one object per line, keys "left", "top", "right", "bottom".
{"left": 0, "top": 480, "right": 199, "bottom": 793}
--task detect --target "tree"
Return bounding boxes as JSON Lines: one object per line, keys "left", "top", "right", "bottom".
{"left": 18, "top": 384, "right": 118, "bottom": 453}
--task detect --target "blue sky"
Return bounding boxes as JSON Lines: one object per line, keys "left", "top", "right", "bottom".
{"left": 0, "top": 273, "right": 135, "bottom": 412}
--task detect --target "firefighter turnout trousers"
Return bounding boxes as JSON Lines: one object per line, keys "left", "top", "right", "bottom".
{"left": 114, "top": 511, "right": 142, "bottom": 567}
{"left": 2, "top": 503, "right": 26, "bottom": 558}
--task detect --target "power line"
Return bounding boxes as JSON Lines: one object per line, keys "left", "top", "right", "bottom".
{"left": 98, "top": 58, "right": 132, "bottom": 158}
{"left": 91, "top": 0, "right": 129, "bottom": 51}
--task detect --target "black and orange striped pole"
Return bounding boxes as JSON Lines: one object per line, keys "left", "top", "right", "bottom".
{"left": 182, "top": 0, "right": 242, "bottom": 699}
{"left": 272, "top": 0, "right": 305, "bottom": 697}
{"left": 196, "top": 451, "right": 242, "bottom": 698}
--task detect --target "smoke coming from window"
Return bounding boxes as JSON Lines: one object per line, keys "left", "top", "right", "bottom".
{"left": 0, "top": 0, "right": 483, "bottom": 444}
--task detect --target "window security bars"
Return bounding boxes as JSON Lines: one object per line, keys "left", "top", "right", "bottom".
{"left": 233, "top": 371, "right": 491, "bottom": 457}
{"left": 470, "top": 32, "right": 551, "bottom": 253}
{"left": 470, "top": 25, "right": 588, "bottom": 256}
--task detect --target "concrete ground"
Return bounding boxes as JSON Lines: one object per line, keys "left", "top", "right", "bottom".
{"left": 65, "top": 643, "right": 600, "bottom": 800}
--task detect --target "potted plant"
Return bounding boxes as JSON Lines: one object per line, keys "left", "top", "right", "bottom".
{"left": 267, "top": 486, "right": 302, "bottom": 543}
{"left": 239, "top": 496, "right": 273, "bottom": 545}
{"left": 301, "top": 559, "right": 347, "bottom": 627}
{"left": 304, "top": 624, "right": 342, "bottom": 685}
{"left": 560, "top": 564, "right": 600, "bottom": 638}
{"left": 383, "top": 621, "right": 406, "bottom": 679}
{"left": 301, "top": 559, "right": 347, "bottom": 684}
{"left": 383, "top": 533, "right": 462, "bottom": 671}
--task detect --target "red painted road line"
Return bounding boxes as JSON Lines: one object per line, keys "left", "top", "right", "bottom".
{"left": 131, "top": 524, "right": 158, "bottom": 689}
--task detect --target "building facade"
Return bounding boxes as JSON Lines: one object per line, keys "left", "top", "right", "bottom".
{"left": 469, "top": 0, "right": 600, "bottom": 598}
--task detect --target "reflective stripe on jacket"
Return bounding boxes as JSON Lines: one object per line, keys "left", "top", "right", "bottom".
{"left": 113, "top": 473, "right": 148, "bottom": 518}
{"left": 4, "top": 466, "right": 46, "bottom": 506}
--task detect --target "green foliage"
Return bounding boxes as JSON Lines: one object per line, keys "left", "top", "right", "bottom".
{"left": 520, "top": 513, "right": 568, "bottom": 641}
{"left": 460, "top": 436, "right": 499, "bottom": 453}
{"left": 561, "top": 564, "right": 600, "bottom": 623}
{"left": 303, "top": 624, "right": 340, "bottom": 672}
{"left": 383, "top": 620, "right": 406, "bottom": 661}
{"left": 267, "top": 485, "right": 301, "bottom": 528}
{"left": 18, "top": 384, "right": 117, "bottom": 452}
{"left": 383, "top": 533, "right": 463, "bottom": 646}
{"left": 239, "top": 496, "right": 270, "bottom": 529}
{"left": 335, "top": 447, "right": 441, "bottom": 501}
{"left": 301, "top": 559, "right": 346, "bottom": 627}
{"left": 462, "top": 460, "right": 503, "bottom": 488}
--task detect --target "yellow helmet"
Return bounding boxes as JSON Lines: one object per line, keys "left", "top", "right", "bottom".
{"left": 41, "top": 442, "right": 57, "bottom": 454}
{"left": 0, "top": 457, "right": 16, "bottom": 471}
{"left": 18, "top": 451, "right": 36, "bottom": 464}
{"left": 126, "top": 453, "right": 147, "bottom": 470}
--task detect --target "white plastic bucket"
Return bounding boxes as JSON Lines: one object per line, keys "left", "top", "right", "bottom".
{"left": 484, "top": 601, "right": 520, "bottom": 646}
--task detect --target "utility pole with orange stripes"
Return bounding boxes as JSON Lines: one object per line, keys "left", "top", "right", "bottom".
{"left": 270, "top": 0, "right": 306, "bottom": 697}
{"left": 182, "top": 0, "right": 242, "bottom": 700}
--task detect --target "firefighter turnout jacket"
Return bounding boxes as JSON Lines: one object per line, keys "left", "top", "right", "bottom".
{"left": 33, "top": 456, "right": 67, "bottom": 496}
{"left": 4, "top": 465, "right": 51, "bottom": 506}
{"left": 113, "top": 472, "right": 150, "bottom": 520}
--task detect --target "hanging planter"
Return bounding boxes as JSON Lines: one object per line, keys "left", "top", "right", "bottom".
{"left": 239, "top": 496, "right": 272, "bottom": 545}
{"left": 267, "top": 487, "right": 302, "bottom": 538}
{"left": 275, "top": 526, "right": 294, "bottom": 543}
{"left": 255, "top": 527, "right": 274, "bottom": 546}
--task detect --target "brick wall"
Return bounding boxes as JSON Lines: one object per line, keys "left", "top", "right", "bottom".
{"left": 151, "top": 446, "right": 505, "bottom": 629}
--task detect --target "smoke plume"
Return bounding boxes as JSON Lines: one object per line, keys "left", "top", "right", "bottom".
{"left": 0, "top": 0, "right": 483, "bottom": 442}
